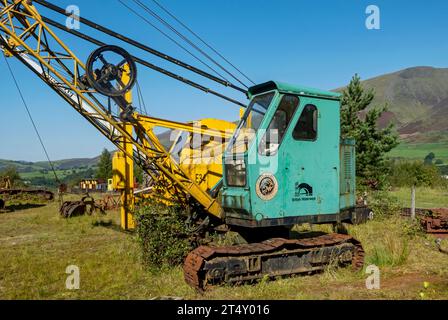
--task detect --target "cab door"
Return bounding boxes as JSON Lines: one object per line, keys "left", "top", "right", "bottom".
{"left": 281, "top": 97, "right": 340, "bottom": 216}
{"left": 251, "top": 94, "right": 300, "bottom": 219}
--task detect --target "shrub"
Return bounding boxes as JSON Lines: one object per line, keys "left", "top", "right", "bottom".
{"left": 387, "top": 160, "right": 447, "bottom": 188}
{"left": 367, "top": 189, "right": 402, "bottom": 218}
{"left": 134, "top": 201, "right": 193, "bottom": 268}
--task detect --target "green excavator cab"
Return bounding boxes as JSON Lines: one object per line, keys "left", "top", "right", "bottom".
{"left": 221, "top": 81, "right": 359, "bottom": 229}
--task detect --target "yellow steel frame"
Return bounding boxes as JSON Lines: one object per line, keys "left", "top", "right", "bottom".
{"left": 0, "top": 0, "right": 226, "bottom": 219}
{"left": 120, "top": 64, "right": 135, "bottom": 229}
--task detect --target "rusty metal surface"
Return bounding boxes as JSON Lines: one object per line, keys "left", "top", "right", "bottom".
{"left": 60, "top": 201, "right": 88, "bottom": 218}
{"left": 0, "top": 189, "right": 54, "bottom": 201}
{"left": 183, "top": 233, "right": 364, "bottom": 291}
{"left": 95, "top": 194, "right": 121, "bottom": 211}
{"left": 420, "top": 208, "right": 448, "bottom": 235}
{"left": 60, "top": 195, "right": 104, "bottom": 218}
{"left": 402, "top": 208, "right": 448, "bottom": 235}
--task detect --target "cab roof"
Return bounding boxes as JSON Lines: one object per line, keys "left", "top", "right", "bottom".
{"left": 248, "top": 81, "right": 341, "bottom": 101}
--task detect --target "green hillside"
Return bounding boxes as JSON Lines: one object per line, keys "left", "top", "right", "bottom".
{"left": 358, "top": 67, "right": 448, "bottom": 142}
{"left": 0, "top": 157, "right": 100, "bottom": 188}
{"left": 388, "top": 141, "right": 448, "bottom": 163}
{"left": 0, "top": 157, "right": 100, "bottom": 173}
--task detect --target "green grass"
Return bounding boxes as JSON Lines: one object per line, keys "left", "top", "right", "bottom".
{"left": 20, "top": 170, "right": 73, "bottom": 180}
{"left": 0, "top": 194, "right": 448, "bottom": 300}
{"left": 388, "top": 142, "right": 448, "bottom": 163}
{"left": 389, "top": 187, "right": 448, "bottom": 209}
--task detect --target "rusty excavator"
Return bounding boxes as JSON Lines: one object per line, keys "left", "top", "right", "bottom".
{"left": 0, "top": 0, "right": 372, "bottom": 290}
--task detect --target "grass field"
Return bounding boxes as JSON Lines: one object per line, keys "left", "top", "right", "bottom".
{"left": 388, "top": 142, "right": 448, "bottom": 163}
{"left": 0, "top": 193, "right": 448, "bottom": 300}
{"left": 19, "top": 170, "right": 72, "bottom": 181}
{"left": 389, "top": 187, "right": 448, "bottom": 209}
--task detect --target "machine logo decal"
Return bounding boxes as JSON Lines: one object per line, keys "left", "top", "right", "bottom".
{"left": 296, "top": 183, "right": 313, "bottom": 196}
{"left": 293, "top": 183, "right": 316, "bottom": 202}
{"left": 256, "top": 174, "right": 278, "bottom": 201}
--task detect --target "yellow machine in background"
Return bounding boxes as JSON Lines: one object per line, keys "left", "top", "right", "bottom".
{"left": 109, "top": 63, "right": 237, "bottom": 229}
{"left": 112, "top": 116, "right": 236, "bottom": 229}
{"left": 178, "top": 119, "right": 237, "bottom": 194}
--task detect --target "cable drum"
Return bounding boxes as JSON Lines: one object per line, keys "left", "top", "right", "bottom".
{"left": 86, "top": 45, "right": 137, "bottom": 97}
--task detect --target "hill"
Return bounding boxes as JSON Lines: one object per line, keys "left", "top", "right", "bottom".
{"left": 0, "top": 157, "right": 100, "bottom": 173}
{"left": 349, "top": 66, "right": 448, "bottom": 142}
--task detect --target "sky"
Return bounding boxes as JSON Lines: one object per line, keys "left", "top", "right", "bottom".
{"left": 1, "top": 0, "right": 447, "bottom": 161}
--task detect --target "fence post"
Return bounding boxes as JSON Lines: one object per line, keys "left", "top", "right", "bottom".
{"left": 411, "top": 185, "right": 416, "bottom": 220}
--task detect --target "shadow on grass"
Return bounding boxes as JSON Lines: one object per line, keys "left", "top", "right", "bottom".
{"left": 91, "top": 219, "right": 133, "bottom": 234}
{"left": 6, "top": 203, "right": 47, "bottom": 211}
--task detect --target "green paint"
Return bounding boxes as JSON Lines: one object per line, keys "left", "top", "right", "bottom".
{"left": 222, "top": 81, "right": 356, "bottom": 226}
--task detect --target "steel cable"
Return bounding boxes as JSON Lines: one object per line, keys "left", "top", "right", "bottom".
{"left": 150, "top": 0, "right": 256, "bottom": 85}
{"left": 131, "top": 0, "right": 250, "bottom": 89}
{"left": 118, "top": 0, "right": 231, "bottom": 83}
{"left": 3, "top": 55, "right": 61, "bottom": 184}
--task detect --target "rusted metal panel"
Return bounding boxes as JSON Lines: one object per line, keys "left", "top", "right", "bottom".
{"left": 401, "top": 207, "right": 448, "bottom": 235}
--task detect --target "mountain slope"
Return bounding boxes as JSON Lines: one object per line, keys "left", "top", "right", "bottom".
{"left": 0, "top": 157, "right": 99, "bottom": 173}
{"left": 357, "top": 66, "right": 448, "bottom": 141}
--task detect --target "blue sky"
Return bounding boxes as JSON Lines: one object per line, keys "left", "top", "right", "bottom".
{"left": 1, "top": 0, "right": 447, "bottom": 161}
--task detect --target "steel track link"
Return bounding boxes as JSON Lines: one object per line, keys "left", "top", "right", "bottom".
{"left": 184, "top": 233, "right": 364, "bottom": 291}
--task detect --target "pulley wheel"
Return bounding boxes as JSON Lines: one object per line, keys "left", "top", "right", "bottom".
{"left": 85, "top": 45, "right": 137, "bottom": 97}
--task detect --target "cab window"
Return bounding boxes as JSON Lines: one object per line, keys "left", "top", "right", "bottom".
{"left": 293, "top": 104, "right": 318, "bottom": 141}
{"left": 259, "top": 95, "right": 299, "bottom": 156}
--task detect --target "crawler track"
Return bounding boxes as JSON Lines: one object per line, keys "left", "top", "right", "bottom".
{"left": 184, "top": 233, "right": 364, "bottom": 291}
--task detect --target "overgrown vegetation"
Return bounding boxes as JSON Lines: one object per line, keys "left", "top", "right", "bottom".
{"left": 368, "top": 233, "right": 410, "bottom": 267}
{"left": 134, "top": 201, "right": 193, "bottom": 267}
{"left": 387, "top": 160, "right": 447, "bottom": 188}
{"left": 365, "top": 189, "right": 402, "bottom": 217}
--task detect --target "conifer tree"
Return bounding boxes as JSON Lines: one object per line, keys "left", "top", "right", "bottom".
{"left": 96, "top": 148, "right": 112, "bottom": 180}
{"left": 341, "top": 74, "right": 399, "bottom": 188}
